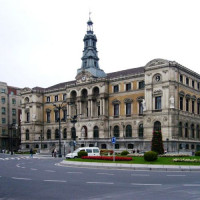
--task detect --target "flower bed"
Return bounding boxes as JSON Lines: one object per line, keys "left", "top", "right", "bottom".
{"left": 173, "top": 158, "right": 200, "bottom": 163}
{"left": 82, "top": 156, "right": 132, "bottom": 161}
{"left": 160, "top": 154, "right": 191, "bottom": 157}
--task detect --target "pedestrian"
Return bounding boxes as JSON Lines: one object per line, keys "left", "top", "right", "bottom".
{"left": 30, "top": 148, "right": 33, "bottom": 158}
{"left": 52, "top": 148, "right": 54, "bottom": 157}
{"left": 54, "top": 148, "right": 57, "bottom": 158}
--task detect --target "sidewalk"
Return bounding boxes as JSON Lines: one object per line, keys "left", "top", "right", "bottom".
{"left": 59, "top": 160, "right": 200, "bottom": 172}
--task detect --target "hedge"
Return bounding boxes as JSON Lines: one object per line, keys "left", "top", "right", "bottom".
{"left": 82, "top": 156, "right": 132, "bottom": 161}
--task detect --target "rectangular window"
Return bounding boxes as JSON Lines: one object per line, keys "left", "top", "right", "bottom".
{"left": 155, "top": 96, "right": 161, "bottom": 110}
{"left": 192, "top": 101, "right": 195, "bottom": 113}
{"left": 12, "top": 118, "right": 16, "bottom": 124}
{"left": 12, "top": 98, "right": 16, "bottom": 104}
{"left": 139, "top": 81, "right": 145, "bottom": 89}
{"left": 2, "top": 129, "right": 6, "bottom": 135}
{"left": 26, "top": 112, "right": 30, "bottom": 122}
{"left": 180, "top": 75, "right": 183, "bottom": 83}
{"left": 46, "top": 96, "right": 50, "bottom": 102}
{"left": 180, "top": 97, "right": 183, "bottom": 110}
{"left": 1, "top": 107, "right": 6, "bottom": 115}
{"left": 55, "top": 110, "right": 59, "bottom": 121}
{"left": 126, "top": 103, "right": 131, "bottom": 116}
{"left": 113, "top": 85, "right": 119, "bottom": 93}
{"left": 2, "top": 118, "right": 6, "bottom": 124}
{"left": 126, "top": 83, "right": 131, "bottom": 91}
{"left": 63, "top": 94, "right": 66, "bottom": 101}
{"left": 186, "top": 77, "right": 189, "bottom": 86}
{"left": 114, "top": 104, "right": 119, "bottom": 117}
{"left": 1, "top": 88, "right": 6, "bottom": 93}
{"left": 12, "top": 109, "right": 16, "bottom": 116}
{"left": 63, "top": 110, "right": 67, "bottom": 121}
{"left": 192, "top": 80, "right": 195, "bottom": 88}
{"left": 198, "top": 83, "right": 200, "bottom": 90}
{"left": 186, "top": 99, "right": 189, "bottom": 112}
{"left": 47, "top": 112, "right": 51, "bottom": 123}
{"left": 198, "top": 102, "right": 200, "bottom": 115}
{"left": 55, "top": 95, "right": 58, "bottom": 102}
{"left": 1, "top": 97, "right": 5, "bottom": 104}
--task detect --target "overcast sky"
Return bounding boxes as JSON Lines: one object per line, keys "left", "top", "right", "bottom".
{"left": 0, "top": 0, "right": 200, "bottom": 88}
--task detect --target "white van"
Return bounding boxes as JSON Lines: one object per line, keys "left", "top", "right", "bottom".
{"left": 66, "top": 147, "right": 100, "bottom": 159}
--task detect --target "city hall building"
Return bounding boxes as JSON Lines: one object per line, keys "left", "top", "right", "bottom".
{"left": 20, "top": 18, "right": 200, "bottom": 153}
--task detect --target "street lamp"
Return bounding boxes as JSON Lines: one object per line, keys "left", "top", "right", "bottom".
{"left": 39, "top": 130, "right": 44, "bottom": 153}
{"left": 53, "top": 101, "right": 67, "bottom": 158}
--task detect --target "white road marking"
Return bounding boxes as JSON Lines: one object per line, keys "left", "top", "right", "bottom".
{"left": 11, "top": 158, "right": 15, "bottom": 160}
{"left": 12, "top": 177, "right": 32, "bottom": 180}
{"left": 131, "top": 174, "right": 150, "bottom": 177}
{"left": 16, "top": 164, "right": 20, "bottom": 168}
{"left": 0, "top": 158, "right": 4, "bottom": 160}
{"left": 97, "top": 173, "right": 114, "bottom": 176}
{"left": 45, "top": 170, "right": 56, "bottom": 173}
{"left": 87, "top": 182, "right": 114, "bottom": 185}
{"left": 67, "top": 172, "right": 83, "bottom": 174}
{"left": 44, "top": 180, "right": 66, "bottom": 183}
{"left": 21, "top": 167, "right": 26, "bottom": 169}
{"left": 131, "top": 183, "right": 162, "bottom": 186}
{"left": 5, "top": 158, "right": 9, "bottom": 160}
{"left": 30, "top": 168, "right": 38, "bottom": 171}
{"left": 183, "top": 184, "right": 200, "bottom": 187}
{"left": 167, "top": 175, "right": 186, "bottom": 177}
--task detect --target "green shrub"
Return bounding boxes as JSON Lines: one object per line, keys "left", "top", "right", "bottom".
{"left": 195, "top": 151, "right": 200, "bottom": 156}
{"left": 121, "top": 150, "right": 129, "bottom": 156}
{"left": 144, "top": 151, "right": 158, "bottom": 161}
{"left": 78, "top": 151, "right": 88, "bottom": 158}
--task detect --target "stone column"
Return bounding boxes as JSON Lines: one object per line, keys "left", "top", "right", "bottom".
{"left": 103, "top": 98, "right": 105, "bottom": 115}
{"left": 79, "top": 101, "right": 82, "bottom": 115}
{"left": 91, "top": 100, "right": 93, "bottom": 117}
{"left": 100, "top": 98, "right": 102, "bottom": 115}
{"left": 88, "top": 100, "right": 91, "bottom": 117}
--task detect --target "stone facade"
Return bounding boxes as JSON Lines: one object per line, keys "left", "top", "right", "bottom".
{"left": 0, "top": 82, "right": 21, "bottom": 152}
{"left": 20, "top": 19, "right": 200, "bottom": 154}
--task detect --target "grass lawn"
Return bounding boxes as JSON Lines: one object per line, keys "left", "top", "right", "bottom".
{"left": 65, "top": 156, "right": 200, "bottom": 166}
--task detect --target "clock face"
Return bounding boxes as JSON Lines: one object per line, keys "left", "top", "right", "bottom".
{"left": 82, "top": 76, "right": 86, "bottom": 81}
{"left": 155, "top": 75, "right": 160, "bottom": 82}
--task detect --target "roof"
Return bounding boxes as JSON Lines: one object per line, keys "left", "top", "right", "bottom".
{"left": 31, "top": 67, "right": 144, "bottom": 92}
{"left": 107, "top": 66, "right": 144, "bottom": 79}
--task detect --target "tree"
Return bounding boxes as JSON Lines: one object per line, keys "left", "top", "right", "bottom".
{"left": 151, "top": 131, "right": 164, "bottom": 154}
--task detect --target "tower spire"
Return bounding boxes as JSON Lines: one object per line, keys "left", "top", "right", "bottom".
{"left": 76, "top": 17, "right": 106, "bottom": 78}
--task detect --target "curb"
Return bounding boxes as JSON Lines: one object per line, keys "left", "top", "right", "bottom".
{"left": 59, "top": 161, "right": 200, "bottom": 172}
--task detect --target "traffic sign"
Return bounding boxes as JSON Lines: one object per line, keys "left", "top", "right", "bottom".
{"left": 111, "top": 137, "right": 116, "bottom": 144}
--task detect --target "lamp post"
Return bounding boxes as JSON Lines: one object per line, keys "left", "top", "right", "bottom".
{"left": 53, "top": 101, "right": 67, "bottom": 158}
{"left": 39, "top": 130, "right": 44, "bottom": 153}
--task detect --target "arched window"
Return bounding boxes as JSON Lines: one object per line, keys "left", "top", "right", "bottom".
{"left": 191, "top": 124, "right": 195, "bottom": 138}
{"left": 154, "top": 121, "right": 161, "bottom": 132}
{"left": 185, "top": 144, "right": 189, "bottom": 149}
{"left": 63, "top": 128, "right": 67, "bottom": 139}
{"left": 115, "top": 144, "right": 119, "bottom": 149}
{"left": 89, "top": 144, "right": 94, "bottom": 147}
{"left": 113, "top": 126, "right": 119, "bottom": 138}
{"left": 125, "top": 125, "right": 132, "bottom": 138}
{"left": 179, "top": 122, "right": 182, "bottom": 137}
{"left": 185, "top": 123, "right": 188, "bottom": 138}
{"left": 71, "top": 127, "right": 76, "bottom": 140}
{"left": 25, "top": 129, "right": 29, "bottom": 140}
{"left": 191, "top": 144, "right": 195, "bottom": 149}
{"left": 47, "top": 129, "right": 51, "bottom": 139}
{"left": 93, "top": 126, "right": 99, "bottom": 138}
{"left": 138, "top": 124, "right": 143, "bottom": 138}
{"left": 55, "top": 129, "right": 59, "bottom": 139}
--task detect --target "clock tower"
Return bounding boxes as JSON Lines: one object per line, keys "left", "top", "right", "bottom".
{"left": 76, "top": 15, "right": 106, "bottom": 81}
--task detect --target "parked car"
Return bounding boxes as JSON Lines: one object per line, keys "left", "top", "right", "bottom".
{"left": 66, "top": 147, "right": 100, "bottom": 159}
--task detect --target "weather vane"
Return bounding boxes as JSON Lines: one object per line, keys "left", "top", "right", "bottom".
{"left": 89, "top": 11, "right": 92, "bottom": 19}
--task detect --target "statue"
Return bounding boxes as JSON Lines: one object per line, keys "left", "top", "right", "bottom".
{"left": 142, "top": 99, "right": 146, "bottom": 111}
{"left": 169, "top": 96, "right": 175, "bottom": 108}
{"left": 32, "top": 114, "right": 36, "bottom": 121}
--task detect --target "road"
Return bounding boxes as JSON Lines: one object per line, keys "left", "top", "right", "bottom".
{"left": 0, "top": 153, "right": 200, "bottom": 200}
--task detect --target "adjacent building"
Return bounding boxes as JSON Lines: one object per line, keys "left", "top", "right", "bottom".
{"left": 20, "top": 18, "right": 200, "bottom": 153}
{"left": 0, "top": 82, "right": 21, "bottom": 152}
